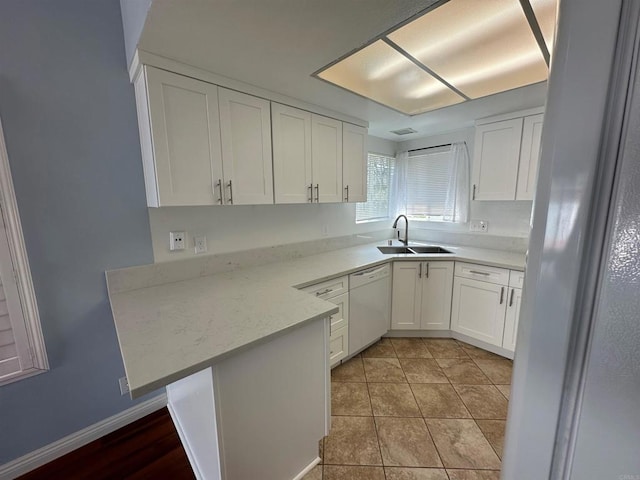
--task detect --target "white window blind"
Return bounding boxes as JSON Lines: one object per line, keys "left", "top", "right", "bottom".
{"left": 406, "top": 147, "right": 452, "bottom": 220}
{"left": 356, "top": 153, "right": 395, "bottom": 222}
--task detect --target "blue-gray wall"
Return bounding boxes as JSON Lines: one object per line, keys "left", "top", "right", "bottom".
{"left": 120, "top": 0, "right": 152, "bottom": 66}
{"left": 0, "top": 0, "right": 155, "bottom": 463}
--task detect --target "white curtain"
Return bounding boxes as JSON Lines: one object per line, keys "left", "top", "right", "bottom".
{"left": 392, "top": 142, "right": 469, "bottom": 223}
{"left": 391, "top": 151, "right": 408, "bottom": 217}
{"left": 443, "top": 141, "right": 470, "bottom": 223}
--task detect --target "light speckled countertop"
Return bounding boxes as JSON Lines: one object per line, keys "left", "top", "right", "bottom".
{"left": 107, "top": 242, "right": 526, "bottom": 398}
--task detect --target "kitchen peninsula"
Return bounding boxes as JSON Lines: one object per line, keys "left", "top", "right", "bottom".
{"left": 106, "top": 239, "right": 525, "bottom": 480}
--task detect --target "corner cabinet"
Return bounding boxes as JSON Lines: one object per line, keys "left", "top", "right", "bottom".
{"left": 391, "top": 261, "right": 454, "bottom": 331}
{"left": 133, "top": 66, "right": 274, "bottom": 207}
{"left": 471, "top": 108, "right": 544, "bottom": 201}
{"left": 450, "top": 262, "right": 523, "bottom": 352}
{"left": 342, "top": 123, "right": 367, "bottom": 202}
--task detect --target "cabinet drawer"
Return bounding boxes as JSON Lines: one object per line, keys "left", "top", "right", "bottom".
{"left": 328, "top": 292, "right": 348, "bottom": 334}
{"left": 509, "top": 270, "right": 525, "bottom": 289}
{"left": 301, "top": 275, "right": 348, "bottom": 299}
{"left": 455, "top": 262, "right": 510, "bottom": 286}
{"left": 329, "top": 325, "right": 348, "bottom": 367}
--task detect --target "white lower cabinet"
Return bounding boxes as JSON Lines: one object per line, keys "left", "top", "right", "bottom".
{"left": 301, "top": 276, "right": 349, "bottom": 366}
{"left": 391, "top": 261, "right": 454, "bottom": 330}
{"left": 450, "top": 262, "right": 524, "bottom": 352}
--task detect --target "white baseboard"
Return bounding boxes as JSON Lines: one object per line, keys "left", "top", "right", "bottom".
{"left": 0, "top": 394, "right": 167, "bottom": 479}
{"left": 292, "top": 457, "right": 321, "bottom": 480}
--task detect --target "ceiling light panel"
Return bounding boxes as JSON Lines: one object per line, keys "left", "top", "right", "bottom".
{"left": 318, "top": 40, "right": 464, "bottom": 115}
{"left": 530, "top": 0, "right": 558, "bottom": 54}
{"left": 387, "top": 0, "right": 548, "bottom": 99}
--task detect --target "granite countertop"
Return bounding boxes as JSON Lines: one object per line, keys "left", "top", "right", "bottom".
{"left": 107, "top": 241, "right": 526, "bottom": 398}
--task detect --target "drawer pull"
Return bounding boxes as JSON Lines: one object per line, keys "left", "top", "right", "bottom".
{"left": 469, "top": 270, "right": 491, "bottom": 276}
{"left": 316, "top": 288, "right": 333, "bottom": 296}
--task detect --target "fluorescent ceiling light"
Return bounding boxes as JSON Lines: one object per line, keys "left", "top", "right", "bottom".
{"left": 318, "top": 40, "right": 464, "bottom": 115}
{"left": 315, "top": 0, "right": 556, "bottom": 115}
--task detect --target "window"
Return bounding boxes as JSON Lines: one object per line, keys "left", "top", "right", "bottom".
{"left": 356, "top": 153, "right": 395, "bottom": 222}
{"left": 405, "top": 147, "right": 452, "bottom": 221}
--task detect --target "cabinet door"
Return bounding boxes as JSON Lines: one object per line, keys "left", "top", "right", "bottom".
{"left": 327, "top": 292, "right": 349, "bottom": 335}
{"left": 311, "top": 114, "right": 343, "bottom": 203}
{"left": 502, "top": 287, "right": 522, "bottom": 352}
{"left": 146, "top": 66, "right": 223, "bottom": 206}
{"left": 472, "top": 118, "right": 523, "bottom": 201}
{"left": 516, "top": 113, "right": 544, "bottom": 200}
{"left": 329, "top": 325, "right": 349, "bottom": 367}
{"left": 272, "top": 104, "right": 312, "bottom": 204}
{"left": 391, "top": 262, "right": 422, "bottom": 330}
{"left": 219, "top": 88, "right": 274, "bottom": 205}
{"left": 342, "top": 123, "right": 367, "bottom": 203}
{"left": 451, "top": 277, "right": 507, "bottom": 346}
{"left": 420, "top": 261, "right": 454, "bottom": 330}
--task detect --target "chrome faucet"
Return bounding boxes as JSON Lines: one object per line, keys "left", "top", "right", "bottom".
{"left": 392, "top": 214, "right": 409, "bottom": 245}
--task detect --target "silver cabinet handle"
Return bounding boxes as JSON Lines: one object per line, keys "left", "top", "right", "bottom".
{"left": 509, "top": 288, "right": 515, "bottom": 307}
{"left": 344, "top": 185, "right": 349, "bottom": 202}
{"left": 308, "top": 183, "right": 313, "bottom": 203}
{"left": 315, "top": 288, "right": 333, "bottom": 297}
{"left": 426, "top": 262, "right": 429, "bottom": 279}
{"left": 227, "top": 180, "right": 233, "bottom": 204}
{"left": 469, "top": 270, "right": 490, "bottom": 276}
{"left": 315, "top": 184, "right": 319, "bottom": 203}
{"left": 500, "top": 286, "right": 505, "bottom": 305}
{"left": 419, "top": 263, "right": 422, "bottom": 278}
{"left": 473, "top": 184, "right": 476, "bottom": 200}
{"left": 216, "top": 179, "right": 223, "bottom": 204}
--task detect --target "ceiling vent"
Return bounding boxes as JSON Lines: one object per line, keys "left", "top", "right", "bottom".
{"left": 390, "top": 128, "right": 417, "bottom": 136}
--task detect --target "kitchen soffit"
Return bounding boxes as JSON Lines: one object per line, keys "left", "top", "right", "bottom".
{"left": 315, "top": 0, "right": 557, "bottom": 116}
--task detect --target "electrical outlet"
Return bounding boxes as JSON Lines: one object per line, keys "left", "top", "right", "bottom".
{"left": 119, "top": 376, "right": 129, "bottom": 395}
{"left": 169, "top": 231, "right": 186, "bottom": 251}
{"left": 194, "top": 235, "right": 207, "bottom": 254}
{"left": 469, "top": 220, "right": 489, "bottom": 233}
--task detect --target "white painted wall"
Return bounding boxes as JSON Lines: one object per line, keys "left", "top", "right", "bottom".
{"left": 150, "top": 135, "right": 396, "bottom": 262}
{"left": 398, "top": 127, "right": 534, "bottom": 238}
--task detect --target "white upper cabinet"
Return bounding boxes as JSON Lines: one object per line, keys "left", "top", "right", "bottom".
{"left": 272, "top": 104, "right": 313, "bottom": 203}
{"left": 142, "top": 66, "right": 223, "bottom": 207}
{"left": 472, "top": 108, "right": 544, "bottom": 202}
{"left": 219, "top": 88, "right": 274, "bottom": 205}
{"left": 342, "top": 123, "right": 367, "bottom": 203}
{"left": 472, "top": 118, "right": 523, "bottom": 201}
{"left": 312, "top": 114, "right": 343, "bottom": 203}
{"left": 516, "top": 113, "right": 544, "bottom": 200}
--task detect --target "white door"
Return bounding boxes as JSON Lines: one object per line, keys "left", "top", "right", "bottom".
{"left": 391, "top": 262, "right": 422, "bottom": 330}
{"left": 451, "top": 277, "right": 507, "bottom": 346}
{"left": 502, "top": 287, "right": 522, "bottom": 352}
{"left": 420, "top": 261, "right": 454, "bottom": 330}
{"left": 516, "top": 113, "right": 544, "bottom": 200}
{"left": 311, "top": 114, "right": 342, "bottom": 203}
{"left": 342, "top": 123, "right": 367, "bottom": 203}
{"left": 472, "top": 118, "right": 523, "bottom": 201}
{"left": 271, "top": 103, "right": 313, "bottom": 204}
{"left": 219, "top": 88, "right": 274, "bottom": 205}
{"left": 146, "top": 66, "right": 223, "bottom": 206}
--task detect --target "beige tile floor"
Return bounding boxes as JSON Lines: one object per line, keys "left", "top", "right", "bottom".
{"left": 304, "top": 338, "right": 513, "bottom": 480}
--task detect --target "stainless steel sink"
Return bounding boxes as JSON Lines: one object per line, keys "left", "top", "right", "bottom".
{"left": 377, "top": 245, "right": 452, "bottom": 255}
{"left": 377, "top": 246, "right": 415, "bottom": 254}
{"left": 407, "top": 246, "right": 452, "bottom": 254}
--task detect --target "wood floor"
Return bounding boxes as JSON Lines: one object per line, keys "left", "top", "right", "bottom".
{"left": 18, "top": 408, "right": 194, "bottom": 480}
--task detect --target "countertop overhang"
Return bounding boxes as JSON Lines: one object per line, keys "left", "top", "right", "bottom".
{"left": 107, "top": 241, "right": 526, "bottom": 398}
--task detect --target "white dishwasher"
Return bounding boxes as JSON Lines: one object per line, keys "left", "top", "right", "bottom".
{"left": 349, "top": 264, "right": 391, "bottom": 355}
